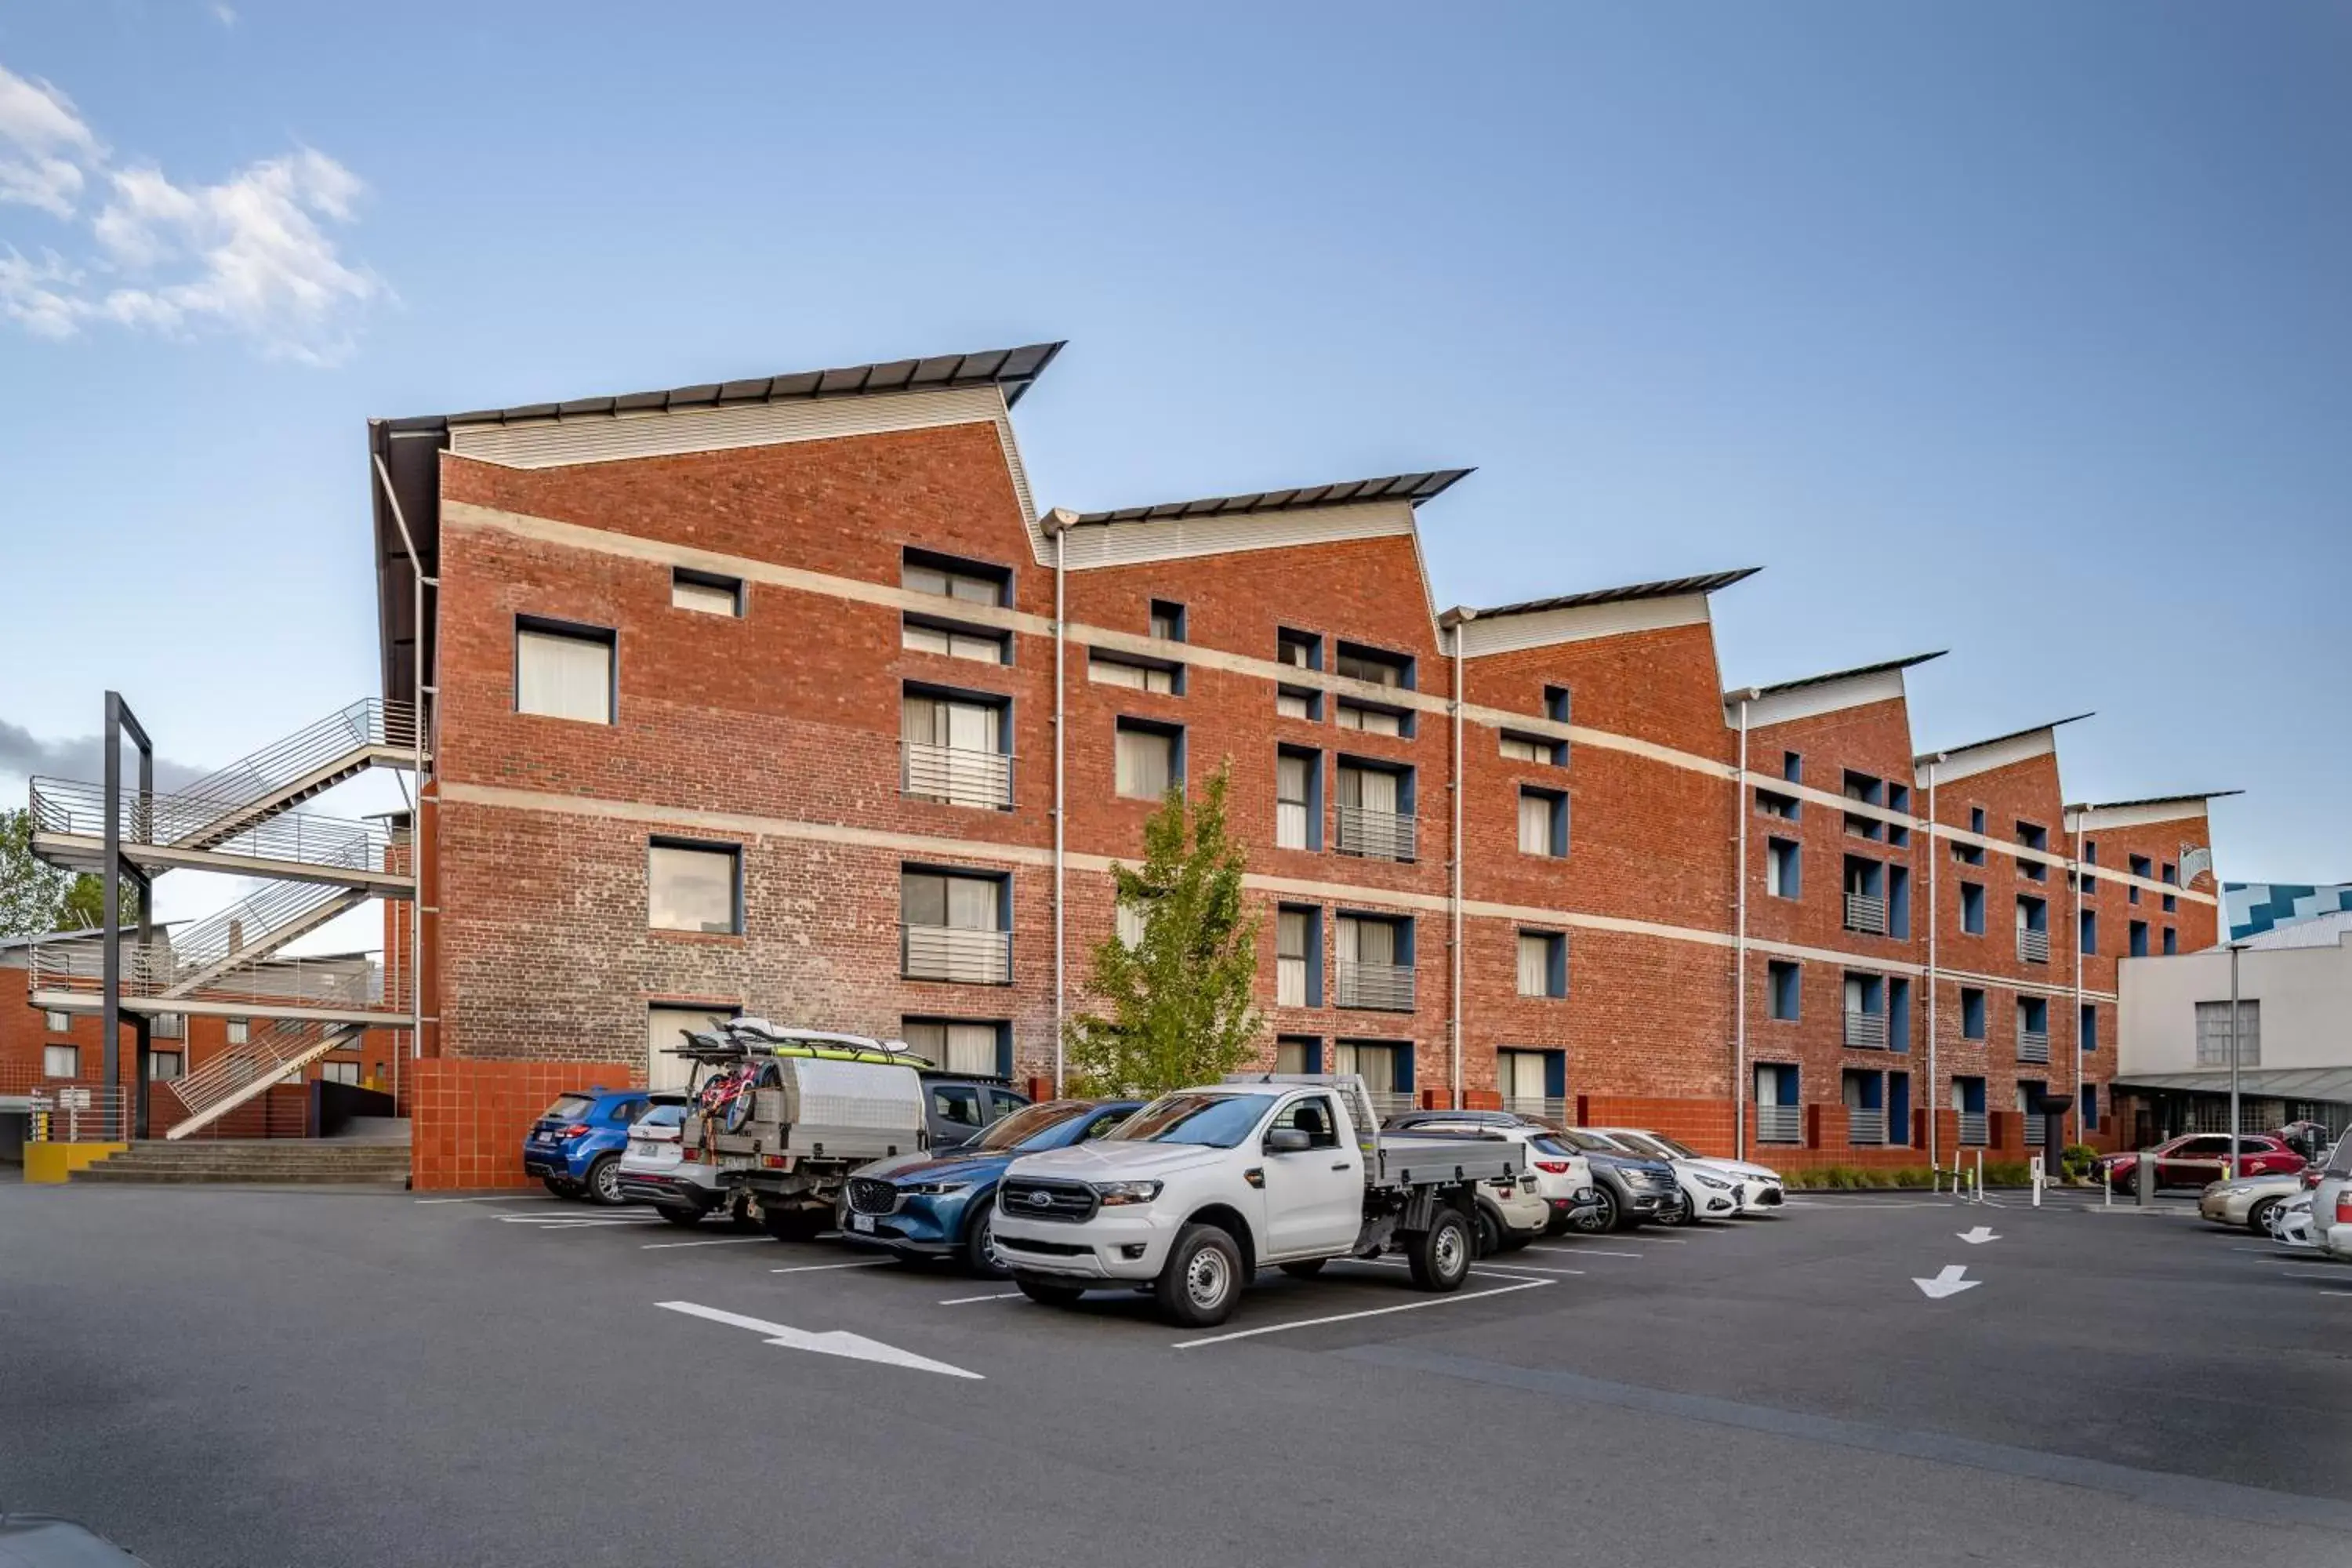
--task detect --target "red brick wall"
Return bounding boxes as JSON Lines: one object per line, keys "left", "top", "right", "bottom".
{"left": 410, "top": 1057, "right": 637, "bottom": 1189}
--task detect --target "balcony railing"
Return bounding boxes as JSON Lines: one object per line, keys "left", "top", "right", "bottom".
{"left": 2016, "top": 927, "right": 2051, "bottom": 964}
{"left": 1842, "top": 893, "right": 1887, "bottom": 936}
{"left": 1958, "top": 1111, "right": 1988, "bottom": 1146}
{"left": 28, "top": 942, "right": 397, "bottom": 1015}
{"left": 1275, "top": 801, "right": 1311, "bottom": 850}
{"left": 1336, "top": 804, "right": 1416, "bottom": 862}
{"left": 1848, "top": 1107, "right": 1886, "bottom": 1145}
{"left": 901, "top": 924, "right": 1012, "bottom": 985}
{"left": 2024, "top": 1112, "right": 2049, "bottom": 1147}
{"left": 1503, "top": 1095, "right": 1570, "bottom": 1127}
{"left": 900, "top": 741, "right": 1012, "bottom": 810}
{"left": 1843, "top": 1011, "right": 1888, "bottom": 1050}
{"left": 1334, "top": 960, "right": 1415, "bottom": 1012}
{"left": 1756, "top": 1105, "right": 1803, "bottom": 1144}
{"left": 2018, "top": 1029, "right": 2051, "bottom": 1064}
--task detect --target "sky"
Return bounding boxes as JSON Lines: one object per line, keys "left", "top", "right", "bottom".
{"left": 1, "top": 0, "right": 2346, "bottom": 945}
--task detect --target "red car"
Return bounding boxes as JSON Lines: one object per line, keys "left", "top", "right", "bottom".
{"left": 2100, "top": 1134, "right": 2306, "bottom": 1191}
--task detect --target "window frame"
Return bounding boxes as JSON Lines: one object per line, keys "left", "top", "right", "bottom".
{"left": 901, "top": 546, "right": 1011, "bottom": 608}
{"left": 1517, "top": 786, "right": 1569, "bottom": 858}
{"left": 1766, "top": 837, "right": 1801, "bottom": 900}
{"left": 670, "top": 567, "right": 745, "bottom": 618}
{"left": 1517, "top": 929, "right": 1567, "bottom": 999}
{"left": 514, "top": 615, "right": 618, "bottom": 726}
{"left": 42, "top": 1044, "right": 79, "bottom": 1080}
{"left": 1767, "top": 960, "right": 1802, "bottom": 1022}
{"left": 647, "top": 837, "right": 744, "bottom": 936}
{"left": 902, "top": 612, "right": 1010, "bottom": 666}
{"left": 1113, "top": 717, "right": 1184, "bottom": 801}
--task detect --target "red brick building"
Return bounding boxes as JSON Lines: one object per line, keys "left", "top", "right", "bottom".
{"left": 348, "top": 343, "right": 2223, "bottom": 1187}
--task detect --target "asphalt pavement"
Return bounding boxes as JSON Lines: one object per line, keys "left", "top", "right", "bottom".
{"left": 2, "top": 1182, "right": 2347, "bottom": 1568}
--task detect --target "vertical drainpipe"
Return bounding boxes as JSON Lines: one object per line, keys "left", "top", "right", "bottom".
{"left": 1041, "top": 508, "right": 1076, "bottom": 1097}
{"left": 1925, "top": 755, "right": 1944, "bottom": 1170}
{"left": 2070, "top": 818, "right": 2085, "bottom": 1149}
{"left": 1446, "top": 612, "right": 1473, "bottom": 1110}
{"left": 1734, "top": 692, "right": 1755, "bottom": 1161}
{"left": 375, "top": 453, "right": 434, "bottom": 1098}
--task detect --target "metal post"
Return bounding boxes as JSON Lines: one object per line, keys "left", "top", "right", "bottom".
{"left": 2070, "top": 820, "right": 2085, "bottom": 1149}
{"left": 1041, "top": 510, "right": 1073, "bottom": 1097}
{"left": 1734, "top": 692, "right": 1755, "bottom": 1161}
{"left": 375, "top": 454, "right": 437, "bottom": 1100}
{"left": 1448, "top": 615, "right": 1472, "bottom": 1110}
{"left": 1926, "top": 757, "right": 1943, "bottom": 1170}
{"left": 2227, "top": 942, "right": 2242, "bottom": 1178}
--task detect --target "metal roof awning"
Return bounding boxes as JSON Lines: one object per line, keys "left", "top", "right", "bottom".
{"left": 2110, "top": 1068, "right": 2352, "bottom": 1105}
{"left": 1475, "top": 567, "right": 1761, "bottom": 621}
{"left": 1733, "top": 650, "right": 1947, "bottom": 700}
{"left": 1069, "top": 469, "right": 1472, "bottom": 526}
{"left": 1917, "top": 712, "right": 2094, "bottom": 764}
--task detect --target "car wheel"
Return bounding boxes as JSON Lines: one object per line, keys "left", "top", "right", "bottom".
{"left": 961, "top": 1204, "right": 1007, "bottom": 1277}
{"left": 1473, "top": 1204, "right": 1502, "bottom": 1258}
{"left": 724, "top": 1195, "right": 757, "bottom": 1232}
{"left": 1277, "top": 1259, "right": 1327, "bottom": 1279}
{"left": 656, "top": 1206, "right": 704, "bottom": 1229}
{"left": 542, "top": 1176, "right": 577, "bottom": 1200}
{"left": 2247, "top": 1196, "right": 2281, "bottom": 1236}
{"left": 1570, "top": 1185, "right": 1619, "bottom": 1235}
{"left": 1496, "top": 1229, "right": 1532, "bottom": 1253}
{"left": 1155, "top": 1222, "right": 1246, "bottom": 1327}
{"left": 1652, "top": 1193, "right": 1694, "bottom": 1228}
{"left": 583, "top": 1156, "right": 625, "bottom": 1207}
{"left": 1014, "top": 1273, "right": 1087, "bottom": 1307}
{"left": 1405, "top": 1207, "right": 1473, "bottom": 1293}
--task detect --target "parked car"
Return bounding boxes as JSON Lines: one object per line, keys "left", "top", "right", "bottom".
{"left": 2198, "top": 1170, "right": 2305, "bottom": 1234}
{"left": 920, "top": 1073, "right": 1033, "bottom": 1150}
{"left": 995, "top": 1074, "right": 1523, "bottom": 1327}
{"left": 2096, "top": 1133, "right": 2304, "bottom": 1192}
{"left": 840, "top": 1098, "right": 1141, "bottom": 1273}
{"left": 0, "top": 1512, "right": 150, "bottom": 1565}
{"left": 1385, "top": 1118, "right": 1602, "bottom": 1235}
{"left": 1586, "top": 1127, "right": 1785, "bottom": 1219}
{"left": 1543, "top": 1128, "right": 1682, "bottom": 1232}
{"left": 2268, "top": 1191, "right": 2315, "bottom": 1248}
{"left": 2307, "top": 1136, "right": 2352, "bottom": 1265}
{"left": 523, "top": 1087, "right": 655, "bottom": 1204}
{"left": 618, "top": 1094, "right": 750, "bottom": 1227}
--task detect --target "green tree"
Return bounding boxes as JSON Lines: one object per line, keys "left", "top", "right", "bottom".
{"left": 1065, "top": 762, "right": 1264, "bottom": 1098}
{"left": 56, "top": 871, "right": 135, "bottom": 932}
{"left": 0, "top": 806, "right": 75, "bottom": 938}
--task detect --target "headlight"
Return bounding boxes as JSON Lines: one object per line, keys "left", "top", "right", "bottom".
{"left": 1092, "top": 1179, "right": 1163, "bottom": 1206}
{"left": 1691, "top": 1172, "right": 1734, "bottom": 1191}
{"left": 904, "top": 1181, "right": 970, "bottom": 1196}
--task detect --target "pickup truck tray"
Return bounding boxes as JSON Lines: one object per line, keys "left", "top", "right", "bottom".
{"left": 1370, "top": 1131, "right": 1526, "bottom": 1190}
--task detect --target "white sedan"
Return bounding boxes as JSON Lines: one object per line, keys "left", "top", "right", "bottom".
{"left": 1590, "top": 1128, "right": 1786, "bottom": 1219}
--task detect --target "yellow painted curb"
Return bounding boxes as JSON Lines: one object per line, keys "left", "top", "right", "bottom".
{"left": 24, "top": 1143, "right": 128, "bottom": 1185}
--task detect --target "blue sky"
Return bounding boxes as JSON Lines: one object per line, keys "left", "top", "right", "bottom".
{"left": 2, "top": 2, "right": 2346, "bottom": 902}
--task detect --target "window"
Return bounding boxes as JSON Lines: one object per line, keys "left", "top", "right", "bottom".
{"left": 1276, "top": 686, "right": 1321, "bottom": 721}
{"left": 1335, "top": 700, "right": 1408, "bottom": 737}
{"left": 2080, "top": 1084, "right": 2098, "bottom": 1133}
{"left": 515, "top": 620, "right": 614, "bottom": 724}
{"left": 1544, "top": 686, "right": 1571, "bottom": 724}
{"left": 1276, "top": 628, "right": 1322, "bottom": 671}
{"left": 1755, "top": 787, "right": 1799, "bottom": 821}
{"left": 931, "top": 1083, "right": 985, "bottom": 1132}
{"left": 1843, "top": 771, "right": 1884, "bottom": 841}
{"left": 2129, "top": 920, "right": 2149, "bottom": 958}
{"left": 2016, "top": 821, "right": 2048, "bottom": 880}
{"left": 2080, "top": 1002, "right": 2098, "bottom": 1052}
{"left": 1090, "top": 654, "right": 1179, "bottom": 695}
{"left": 2129, "top": 855, "right": 2151, "bottom": 903}
{"left": 1783, "top": 751, "right": 1803, "bottom": 785}
{"left": 152, "top": 1014, "right": 183, "bottom": 1040}
{"left": 1335, "top": 761, "right": 1414, "bottom": 861}
{"left": 1149, "top": 601, "right": 1185, "bottom": 642}
{"left": 1498, "top": 1049, "right": 1560, "bottom": 1111}
{"left": 671, "top": 568, "right": 743, "bottom": 616}
{"left": 226, "top": 1018, "right": 249, "bottom": 1046}
{"left": 902, "top": 1019, "right": 1006, "bottom": 1077}
{"left": 1116, "top": 900, "right": 1148, "bottom": 949}
{"left": 2162, "top": 927, "right": 2176, "bottom": 956}
{"left": 1332, "top": 1040, "right": 1413, "bottom": 1098}
{"left": 901, "top": 689, "right": 1010, "bottom": 808}
{"left": 1276, "top": 907, "right": 1318, "bottom": 1007}
{"left": 1960, "top": 988, "right": 1987, "bottom": 1040}
{"left": 43, "top": 1009, "right": 69, "bottom": 1033}
{"left": 1269, "top": 1094, "right": 1342, "bottom": 1149}
{"left": 1114, "top": 720, "right": 1180, "bottom": 800}
{"left": 1335, "top": 915, "right": 1413, "bottom": 1011}
{"left": 1499, "top": 731, "right": 1561, "bottom": 764}
{"left": 320, "top": 1060, "right": 361, "bottom": 1087}
{"left": 1517, "top": 788, "right": 1568, "bottom": 858}
{"left": 42, "top": 1044, "right": 78, "bottom": 1079}
{"left": 1767, "top": 960, "right": 1801, "bottom": 1021}
{"left": 649, "top": 841, "right": 740, "bottom": 934}
{"left": 1275, "top": 1036, "right": 1322, "bottom": 1075}
{"left": 1334, "top": 642, "right": 1412, "bottom": 689}
{"left": 2195, "top": 1000, "right": 2259, "bottom": 1067}
{"left": 2161, "top": 865, "right": 2177, "bottom": 914}
{"left": 1969, "top": 806, "right": 1986, "bottom": 835}
{"left": 900, "top": 871, "right": 1010, "bottom": 984}
{"left": 1959, "top": 882, "right": 1985, "bottom": 935}
{"left": 149, "top": 1051, "right": 183, "bottom": 1081}
{"left": 1766, "top": 838, "right": 1800, "bottom": 899}
{"left": 2080, "top": 909, "right": 2097, "bottom": 953}
{"left": 648, "top": 1004, "right": 739, "bottom": 1091}
{"left": 902, "top": 550, "right": 1006, "bottom": 607}
{"left": 902, "top": 616, "right": 1007, "bottom": 664}
{"left": 1276, "top": 748, "right": 1319, "bottom": 851}
{"left": 1887, "top": 784, "right": 1911, "bottom": 847}
{"left": 1517, "top": 931, "right": 1566, "bottom": 998}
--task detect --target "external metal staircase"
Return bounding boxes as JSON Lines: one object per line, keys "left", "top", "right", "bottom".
{"left": 24, "top": 696, "right": 425, "bottom": 1142}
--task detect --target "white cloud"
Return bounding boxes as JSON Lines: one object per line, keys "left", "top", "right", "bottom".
{"left": 0, "top": 56, "right": 382, "bottom": 362}
{"left": 211, "top": 3, "right": 239, "bottom": 27}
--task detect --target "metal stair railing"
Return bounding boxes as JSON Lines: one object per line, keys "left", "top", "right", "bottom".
{"left": 162, "top": 1019, "right": 364, "bottom": 1140}
{"left": 30, "top": 942, "right": 394, "bottom": 1013}
{"left": 158, "top": 879, "right": 373, "bottom": 998}
{"left": 167, "top": 699, "right": 422, "bottom": 848}
{"left": 28, "top": 777, "right": 397, "bottom": 878}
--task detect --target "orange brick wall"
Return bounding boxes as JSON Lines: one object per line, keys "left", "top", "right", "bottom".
{"left": 410, "top": 1057, "right": 637, "bottom": 1190}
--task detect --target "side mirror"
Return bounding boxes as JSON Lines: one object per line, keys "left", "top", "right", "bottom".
{"left": 1265, "top": 1127, "right": 1312, "bottom": 1155}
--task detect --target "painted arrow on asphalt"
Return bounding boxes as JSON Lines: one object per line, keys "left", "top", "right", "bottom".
{"left": 657, "top": 1301, "right": 982, "bottom": 1379}
{"left": 1957, "top": 1226, "right": 2001, "bottom": 1245}
{"left": 1913, "top": 1265, "right": 1981, "bottom": 1300}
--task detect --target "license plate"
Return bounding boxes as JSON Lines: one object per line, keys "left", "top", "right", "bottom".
{"left": 720, "top": 1154, "right": 752, "bottom": 1171}
{"left": 850, "top": 1214, "right": 876, "bottom": 1233}
{"left": 628, "top": 1141, "right": 657, "bottom": 1159}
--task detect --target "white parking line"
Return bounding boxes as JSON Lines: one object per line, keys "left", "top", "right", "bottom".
{"left": 1472, "top": 1262, "right": 1585, "bottom": 1277}
{"left": 770, "top": 1260, "right": 897, "bottom": 1276}
{"left": 1526, "top": 1245, "right": 1642, "bottom": 1259}
{"left": 938, "top": 1290, "right": 1025, "bottom": 1305}
{"left": 641, "top": 1236, "right": 771, "bottom": 1250}
{"left": 416, "top": 1195, "right": 541, "bottom": 1204}
{"left": 1171, "top": 1278, "right": 1552, "bottom": 1348}
{"left": 2278, "top": 1267, "right": 2352, "bottom": 1279}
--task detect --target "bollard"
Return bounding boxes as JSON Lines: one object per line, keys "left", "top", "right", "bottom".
{"left": 2030, "top": 1155, "right": 2044, "bottom": 1207}
{"left": 2134, "top": 1149, "right": 2156, "bottom": 1207}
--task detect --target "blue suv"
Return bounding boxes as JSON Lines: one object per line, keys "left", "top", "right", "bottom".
{"left": 839, "top": 1099, "right": 1140, "bottom": 1273}
{"left": 524, "top": 1087, "right": 654, "bottom": 1204}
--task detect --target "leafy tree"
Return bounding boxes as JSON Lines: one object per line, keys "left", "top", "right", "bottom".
{"left": 57, "top": 871, "right": 136, "bottom": 932}
{"left": 0, "top": 807, "right": 125, "bottom": 937}
{"left": 1065, "top": 762, "right": 1264, "bottom": 1098}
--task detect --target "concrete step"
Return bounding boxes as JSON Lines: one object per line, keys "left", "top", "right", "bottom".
{"left": 67, "top": 1140, "right": 411, "bottom": 1186}
{"left": 326, "top": 1117, "right": 412, "bottom": 1146}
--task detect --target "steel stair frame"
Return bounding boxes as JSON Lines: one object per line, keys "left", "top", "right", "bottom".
{"left": 160, "top": 1019, "right": 367, "bottom": 1140}
{"left": 156, "top": 884, "right": 374, "bottom": 1000}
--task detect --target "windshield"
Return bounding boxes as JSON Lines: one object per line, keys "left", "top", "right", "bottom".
{"left": 1611, "top": 1132, "right": 1679, "bottom": 1160}
{"left": 1529, "top": 1134, "right": 1582, "bottom": 1159}
{"left": 637, "top": 1104, "right": 684, "bottom": 1130}
{"left": 541, "top": 1094, "right": 594, "bottom": 1122}
{"left": 2328, "top": 1136, "right": 2352, "bottom": 1176}
{"left": 1642, "top": 1134, "right": 1703, "bottom": 1160}
{"left": 975, "top": 1103, "right": 1087, "bottom": 1151}
{"left": 1106, "top": 1092, "right": 1267, "bottom": 1149}
{"left": 1555, "top": 1128, "right": 1624, "bottom": 1155}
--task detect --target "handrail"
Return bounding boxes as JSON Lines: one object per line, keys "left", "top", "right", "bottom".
{"left": 902, "top": 924, "right": 1012, "bottom": 984}
{"left": 1336, "top": 804, "right": 1417, "bottom": 862}
{"left": 28, "top": 777, "right": 397, "bottom": 874}
{"left": 172, "top": 699, "right": 422, "bottom": 815}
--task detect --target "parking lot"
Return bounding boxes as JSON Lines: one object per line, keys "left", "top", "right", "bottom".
{"left": 5, "top": 1182, "right": 2350, "bottom": 1567}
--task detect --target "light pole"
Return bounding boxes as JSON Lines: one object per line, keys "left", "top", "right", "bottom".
{"left": 2227, "top": 940, "right": 2244, "bottom": 1178}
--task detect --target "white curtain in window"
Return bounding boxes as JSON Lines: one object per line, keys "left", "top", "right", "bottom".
{"left": 1275, "top": 1040, "right": 1310, "bottom": 1075}
{"left": 1277, "top": 909, "right": 1308, "bottom": 1006}
{"left": 1517, "top": 934, "right": 1550, "bottom": 997}
{"left": 1340, "top": 917, "right": 1395, "bottom": 967}
{"left": 1276, "top": 691, "right": 1312, "bottom": 720}
{"left": 517, "top": 630, "right": 612, "bottom": 723}
{"left": 1340, "top": 767, "right": 1398, "bottom": 815}
{"left": 1116, "top": 901, "right": 1148, "bottom": 949}
{"left": 946, "top": 876, "right": 999, "bottom": 931}
{"left": 1334, "top": 1043, "right": 1395, "bottom": 1093}
{"left": 945, "top": 1023, "right": 999, "bottom": 1075}
{"left": 1499, "top": 1051, "right": 1546, "bottom": 1102}
{"left": 1116, "top": 728, "right": 1172, "bottom": 799}
{"left": 1276, "top": 754, "right": 1310, "bottom": 849}
{"left": 1519, "top": 793, "right": 1553, "bottom": 855}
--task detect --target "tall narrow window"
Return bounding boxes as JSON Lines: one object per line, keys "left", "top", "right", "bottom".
{"left": 1766, "top": 838, "right": 1800, "bottom": 898}
{"left": 900, "top": 869, "right": 1010, "bottom": 984}
{"left": 1960, "top": 882, "right": 1986, "bottom": 935}
{"left": 1961, "top": 988, "right": 1987, "bottom": 1040}
{"left": 1276, "top": 750, "right": 1316, "bottom": 851}
{"left": 1768, "top": 960, "right": 1801, "bottom": 1021}
{"left": 1517, "top": 931, "right": 1566, "bottom": 999}
{"left": 1276, "top": 907, "right": 1312, "bottom": 1007}
{"left": 1517, "top": 788, "right": 1567, "bottom": 858}
{"left": 1114, "top": 721, "right": 1178, "bottom": 800}
{"left": 515, "top": 621, "right": 614, "bottom": 724}
{"left": 1149, "top": 601, "right": 1185, "bottom": 641}
{"left": 902, "top": 690, "right": 1009, "bottom": 808}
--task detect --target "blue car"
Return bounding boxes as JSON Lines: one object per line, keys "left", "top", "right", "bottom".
{"left": 523, "top": 1087, "right": 655, "bottom": 1204}
{"left": 839, "top": 1098, "right": 1142, "bottom": 1273}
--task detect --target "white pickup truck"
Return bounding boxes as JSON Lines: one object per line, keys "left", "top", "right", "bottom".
{"left": 990, "top": 1073, "right": 1526, "bottom": 1327}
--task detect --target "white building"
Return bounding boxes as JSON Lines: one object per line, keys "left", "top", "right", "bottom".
{"left": 2114, "top": 910, "right": 2352, "bottom": 1141}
